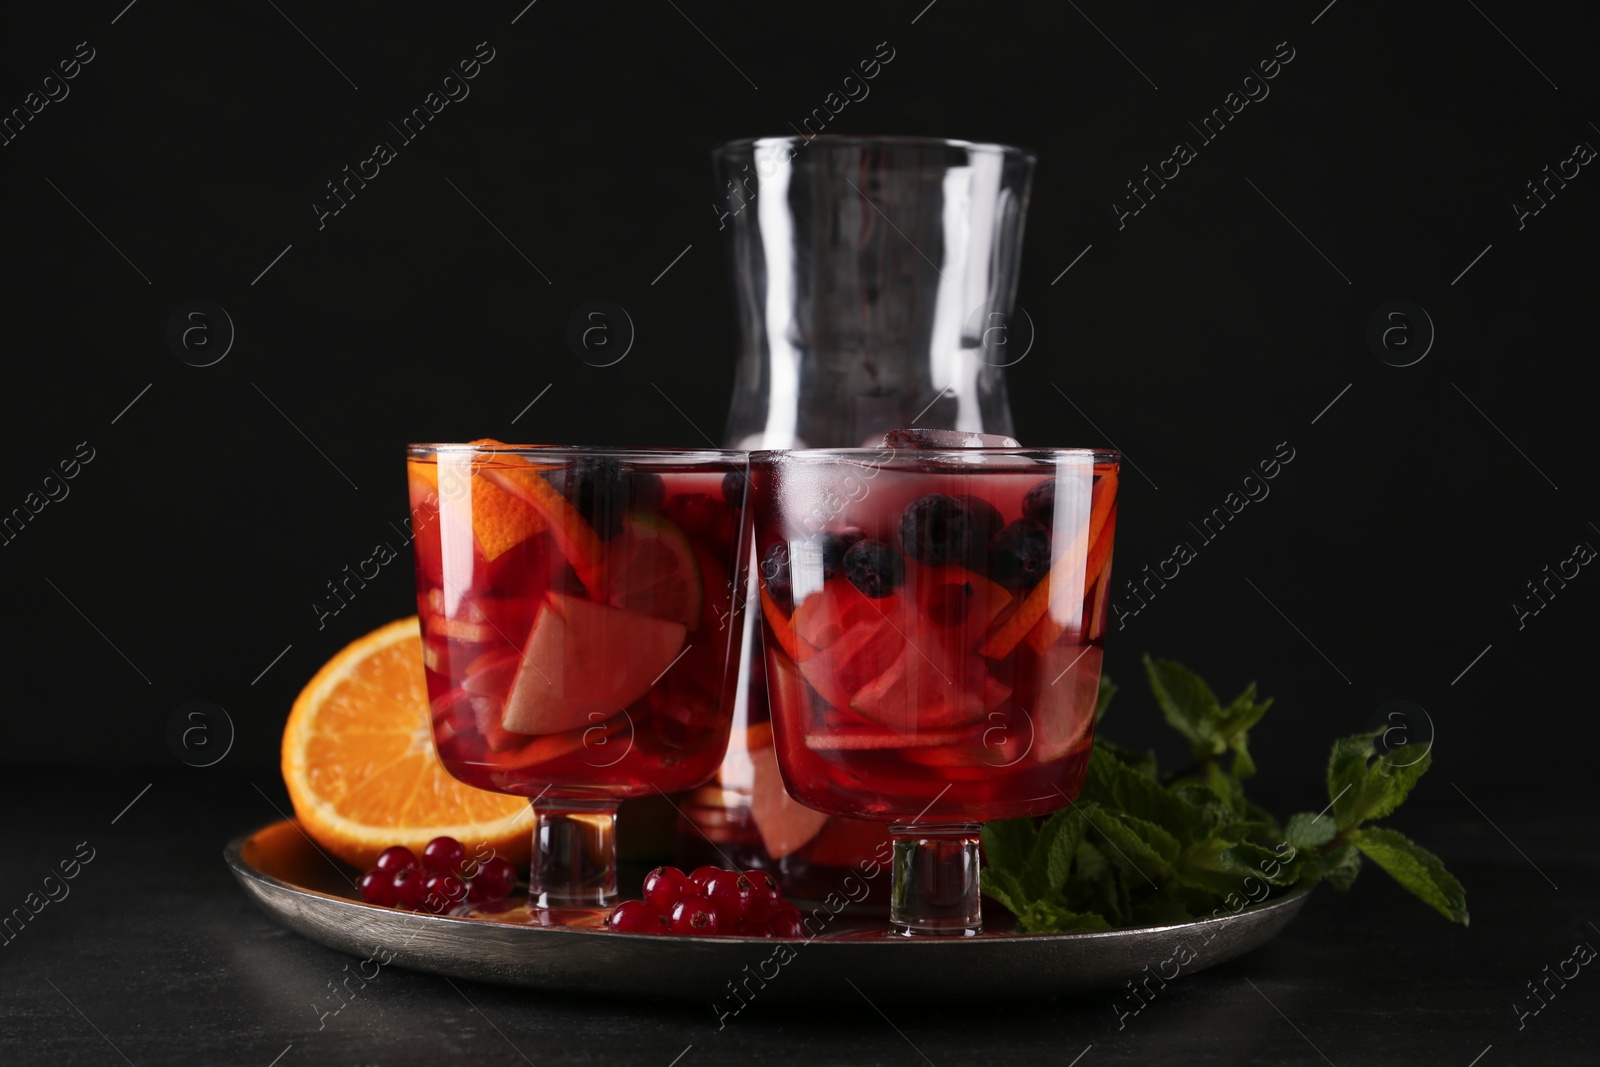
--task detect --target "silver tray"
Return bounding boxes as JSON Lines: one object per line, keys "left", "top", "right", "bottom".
{"left": 226, "top": 820, "right": 1312, "bottom": 1003}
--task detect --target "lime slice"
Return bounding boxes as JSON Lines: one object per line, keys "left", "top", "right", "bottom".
{"left": 602, "top": 513, "right": 703, "bottom": 628}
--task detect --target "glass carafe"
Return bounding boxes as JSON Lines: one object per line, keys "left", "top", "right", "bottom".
{"left": 677, "top": 136, "right": 1035, "bottom": 906}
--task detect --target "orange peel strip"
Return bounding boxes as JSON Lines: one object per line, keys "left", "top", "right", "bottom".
{"left": 981, "top": 471, "right": 1119, "bottom": 660}
{"left": 746, "top": 720, "right": 774, "bottom": 751}
{"left": 1025, "top": 503, "right": 1118, "bottom": 653}
{"left": 760, "top": 587, "right": 800, "bottom": 661}
{"left": 481, "top": 462, "right": 605, "bottom": 590}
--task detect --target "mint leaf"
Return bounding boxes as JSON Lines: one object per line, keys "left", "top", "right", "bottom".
{"left": 1317, "top": 842, "right": 1362, "bottom": 891}
{"left": 1095, "top": 674, "right": 1118, "bottom": 722}
{"left": 982, "top": 818, "right": 1036, "bottom": 882}
{"left": 1014, "top": 899, "right": 1112, "bottom": 934}
{"left": 1085, "top": 746, "right": 1211, "bottom": 844}
{"left": 979, "top": 866, "right": 1030, "bottom": 917}
{"left": 1095, "top": 736, "right": 1160, "bottom": 779}
{"left": 1350, "top": 827, "right": 1469, "bottom": 924}
{"left": 1206, "top": 760, "right": 1247, "bottom": 816}
{"left": 1240, "top": 797, "right": 1282, "bottom": 841}
{"left": 1038, "top": 808, "right": 1086, "bottom": 891}
{"left": 1326, "top": 731, "right": 1434, "bottom": 829}
{"left": 1360, "top": 747, "right": 1432, "bottom": 823}
{"left": 1327, "top": 732, "right": 1377, "bottom": 828}
{"left": 1216, "top": 682, "right": 1272, "bottom": 739}
{"left": 1144, "top": 655, "right": 1225, "bottom": 755}
{"left": 971, "top": 658, "right": 1463, "bottom": 933}
{"left": 1130, "top": 885, "right": 1194, "bottom": 925}
{"left": 1175, "top": 838, "right": 1293, "bottom": 896}
{"left": 1284, "top": 812, "right": 1337, "bottom": 851}
{"left": 1231, "top": 734, "right": 1258, "bottom": 780}
{"left": 1078, "top": 802, "right": 1178, "bottom": 882}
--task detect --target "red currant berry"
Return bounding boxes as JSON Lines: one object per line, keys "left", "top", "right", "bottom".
{"left": 467, "top": 857, "right": 516, "bottom": 903}
{"left": 767, "top": 902, "right": 805, "bottom": 939}
{"left": 642, "top": 866, "right": 692, "bottom": 913}
{"left": 422, "top": 873, "right": 468, "bottom": 914}
{"left": 374, "top": 845, "right": 418, "bottom": 872}
{"left": 731, "top": 918, "right": 770, "bottom": 938}
{"left": 390, "top": 866, "right": 427, "bottom": 909}
{"left": 742, "top": 869, "right": 783, "bottom": 921}
{"left": 421, "top": 836, "right": 467, "bottom": 874}
{"left": 608, "top": 900, "right": 667, "bottom": 933}
{"left": 687, "top": 865, "right": 722, "bottom": 893}
{"left": 669, "top": 894, "right": 721, "bottom": 935}
{"left": 699, "top": 869, "right": 747, "bottom": 923}
{"left": 358, "top": 868, "right": 397, "bottom": 906}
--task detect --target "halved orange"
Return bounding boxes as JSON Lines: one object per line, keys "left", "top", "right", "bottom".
{"left": 281, "top": 617, "right": 534, "bottom": 871}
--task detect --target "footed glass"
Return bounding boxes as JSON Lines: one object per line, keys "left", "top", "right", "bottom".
{"left": 407, "top": 444, "right": 750, "bottom": 909}
{"left": 749, "top": 445, "right": 1119, "bottom": 935}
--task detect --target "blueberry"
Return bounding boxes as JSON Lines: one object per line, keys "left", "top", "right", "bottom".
{"left": 631, "top": 471, "right": 666, "bottom": 513}
{"left": 842, "top": 539, "right": 904, "bottom": 598}
{"left": 550, "top": 458, "right": 631, "bottom": 539}
{"left": 721, "top": 469, "right": 749, "bottom": 505}
{"left": 899, "top": 494, "right": 972, "bottom": 566}
{"left": 819, "top": 528, "right": 864, "bottom": 580}
{"left": 1022, "top": 479, "right": 1055, "bottom": 527}
{"left": 964, "top": 498, "right": 1002, "bottom": 572}
{"left": 760, "top": 543, "right": 793, "bottom": 610}
{"left": 989, "top": 518, "right": 1051, "bottom": 590}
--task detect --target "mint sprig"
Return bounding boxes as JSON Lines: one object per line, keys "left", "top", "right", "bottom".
{"left": 980, "top": 654, "right": 1468, "bottom": 932}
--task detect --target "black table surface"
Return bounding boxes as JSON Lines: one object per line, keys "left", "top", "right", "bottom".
{"left": 2, "top": 770, "right": 1594, "bottom": 1067}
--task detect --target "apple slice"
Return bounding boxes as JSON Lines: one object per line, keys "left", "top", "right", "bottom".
{"left": 749, "top": 742, "right": 829, "bottom": 858}
{"left": 1031, "top": 645, "right": 1101, "bottom": 761}
{"left": 501, "top": 593, "right": 687, "bottom": 735}
{"left": 797, "top": 611, "right": 905, "bottom": 713}
{"left": 849, "top": 645, "right": 1011, "bottom": 731}
{"left": 792, "top": 578, "right": 902, "bottom": 649}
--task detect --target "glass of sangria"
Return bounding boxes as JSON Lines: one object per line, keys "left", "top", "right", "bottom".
{"left": 406, "top": 443, "right": 750, "bottom": 909}
{"left": 749, "top": 437, "right": 1119, "bottom": 935}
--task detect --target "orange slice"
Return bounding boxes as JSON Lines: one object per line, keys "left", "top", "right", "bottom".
{"left": 281, "top": 617, "right": 534, "bottom": 871}
{"left": 480, "top": 461, "right": 604, "bottom": 590}
{"left": 470, "top": 472, "right": 545, "bottom": 561}
{"left": 602, "top": 514, "right": 703, "bottom": 628}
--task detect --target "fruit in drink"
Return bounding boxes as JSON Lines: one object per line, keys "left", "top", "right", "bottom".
{"left": 751, "top": 452, "right": 1117, "bottom": 824}
{"left": 409, "top": 449, "right": 745, "bottom": 800}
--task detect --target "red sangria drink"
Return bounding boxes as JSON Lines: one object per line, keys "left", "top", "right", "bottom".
{"left": 749, "top": 440, "right": 1119, "bottom": 935}
{"left": 407, "top": 443, "right": 749, "bottom": 909}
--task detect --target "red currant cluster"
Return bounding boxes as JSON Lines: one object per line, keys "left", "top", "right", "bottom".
{"left": 608, "top": 866, "right": 805, "bottom": 937}
{"left": 356, "top": 836, "right": 517, "bottom": 913}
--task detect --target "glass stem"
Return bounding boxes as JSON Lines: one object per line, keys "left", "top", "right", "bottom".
{"left": 528, "top": 800, "right": 619, "bottom": 909}
{"left": 888, "top": 823, "right": 983, "bottom": 936}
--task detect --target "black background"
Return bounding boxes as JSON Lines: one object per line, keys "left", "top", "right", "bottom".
{"left": 3, "top": 1, "right": 1598, "bottom": 1063}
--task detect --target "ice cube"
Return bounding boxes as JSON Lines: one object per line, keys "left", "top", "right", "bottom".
{"left": 881, "top": 428, "right": 1022, "bottom": 449}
